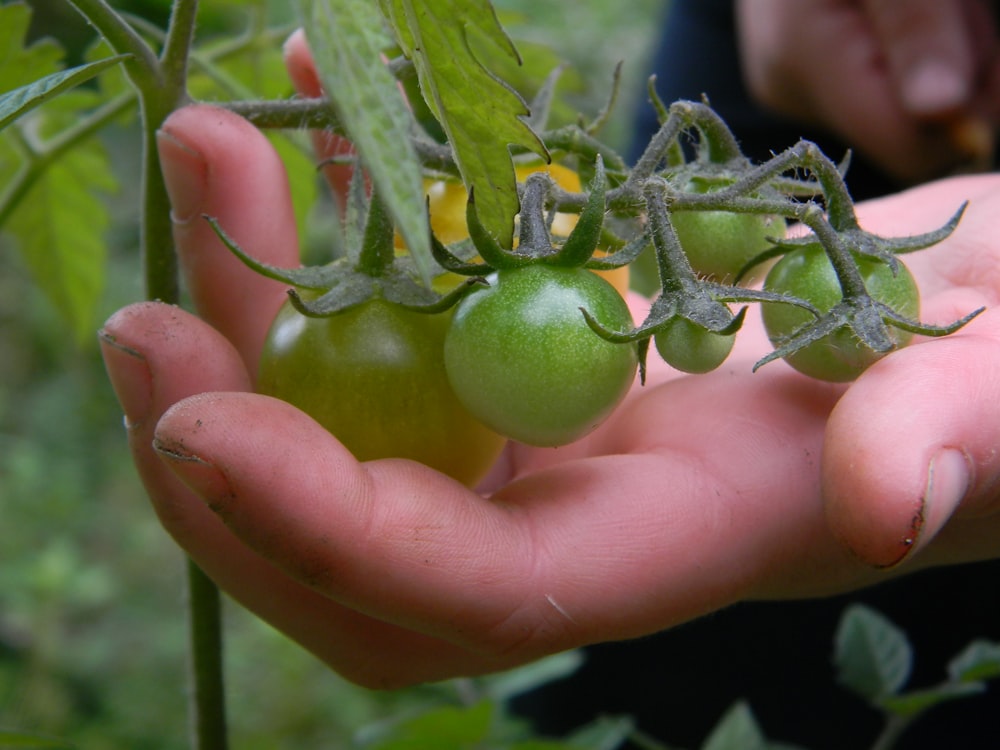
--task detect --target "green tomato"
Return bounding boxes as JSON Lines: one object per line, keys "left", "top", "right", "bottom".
{"left": 761, "top": 245, "right": 920, "bottom": 382}
{"left": 258, "top": 298, "right": 506, "bottom": 487}
{"left": 444, "top": 265, "right": 638, "bottom": 447}
{"left": 654, "top": 316, "right": 736, "bottom": 374}
{"left": 671, "top": 181, "right": 786, "bottom": 282}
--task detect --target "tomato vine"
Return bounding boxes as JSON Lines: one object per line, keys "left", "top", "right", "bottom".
{"left": 0, "top": 1, "right": 990, "bottom": 748}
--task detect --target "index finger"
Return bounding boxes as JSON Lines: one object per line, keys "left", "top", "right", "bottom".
{"left": 156, "top": 104, "right": 298, "bottom": 372}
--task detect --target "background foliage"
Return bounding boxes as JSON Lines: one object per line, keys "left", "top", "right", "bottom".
{"left": 0, "top": 0, "right": 662, "bottom": 747}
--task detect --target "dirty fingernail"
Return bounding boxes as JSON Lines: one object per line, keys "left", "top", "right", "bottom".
{"left": 99, "top": 329, "right": 152, "bottom": 429}
{"left": 154, "top": 437, "right": 233, "bottom": 510}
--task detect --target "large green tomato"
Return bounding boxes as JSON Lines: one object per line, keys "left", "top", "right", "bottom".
{"left": 761, "top": 246, "right": 920, "bottom": 382}
{"left": 258, "top": 298, "right": 506, "bottom": 487}
{"left": 444, "top": 265, "right": 638, "bottom": 447}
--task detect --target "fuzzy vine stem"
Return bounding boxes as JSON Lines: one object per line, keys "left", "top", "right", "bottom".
{"left": 66, "top": 2, "right": 229, "bottom": 748}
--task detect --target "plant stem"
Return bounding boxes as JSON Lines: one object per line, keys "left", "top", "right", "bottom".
{"left": 869, "top": 713, "right": 914, "bottom": 750}
{"left": 187, "top": 561, "right": 229, "bottom": 749}
{"left": 68, "top": 2, "right": 228, "bottom": 747}
{"left": 66, "top": 0, "right": 162, "bottom": 85}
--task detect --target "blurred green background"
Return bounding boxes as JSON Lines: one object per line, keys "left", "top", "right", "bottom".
{"left": 0, "top": 1, "right": 663, "bottom": 746}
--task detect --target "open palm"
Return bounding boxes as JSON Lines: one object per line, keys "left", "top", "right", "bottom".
{"left": 99, "top": 36, "right": 1000, "bottom": 689}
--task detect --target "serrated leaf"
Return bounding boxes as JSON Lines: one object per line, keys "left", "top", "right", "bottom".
{"left": 834, "top": 604, "right": 912, "bottom": 702}
{"left": 701, "top": 702, "right": 767, "bottom": 750}
{"left": 4, "top": 140, "right": 113, "bottom": 344}
{"left": 948, "top": 639, "right": 1000, "bottom": 683}
{"left": 879, "top": 681, "right": 985, "bottom": 717}
{"left": 0, "top": 55, "right": 130, "bottom": 132}
{"left": 0, "top": 4, "right": 65, "bottom": 93}
{"left": 379, "top": 0, "right": 547, "bottom": 248}
{"left": 296, "top": 0, "right": 431, "bottom": 282}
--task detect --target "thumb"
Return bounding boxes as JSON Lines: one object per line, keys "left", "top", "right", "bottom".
{"left": 822, "top": 314, "right": 1000, "bottom": 568}
{"left": 863, "top": 0, "right": 975, "bottom": 115}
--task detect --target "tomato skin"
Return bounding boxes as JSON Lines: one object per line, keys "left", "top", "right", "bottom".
{"left": 671, "top": 180, "right": 786, "bottom": 282}
{"left": 444, "top": 265, "right": 638, "bottom": 447}
{"left": 258, "top": 299, "right": 506, "bottom": 486}
{"left": 761, "top": 246, "right": 920, "bottom": 382}
{"left": 654, "top": 317, "right": 736, "bottom": 374}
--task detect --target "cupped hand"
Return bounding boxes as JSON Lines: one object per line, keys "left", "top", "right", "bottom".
{"left": 99, "top": 36, "right": 1000, "bottom": 689}
{"left": 736, "top": 0, "right": 1000, "bottom": 183}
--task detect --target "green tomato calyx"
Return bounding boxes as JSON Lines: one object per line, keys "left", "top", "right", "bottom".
{"left": 431, "top": 155, "right": 631, "bottom": 275}
{"left": 205, "top": 181, "right": 486, "bottom": 318}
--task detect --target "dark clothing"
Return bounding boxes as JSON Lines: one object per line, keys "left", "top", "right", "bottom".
{"left": 513, "top": 2, "right": 1000, "bottom": 748}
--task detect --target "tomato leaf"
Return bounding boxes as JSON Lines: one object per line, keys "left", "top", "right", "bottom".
{"left": 0, "top": 4, "right": 64, "bottom": 93}
{"left": 878, "top": 681, "right": 985, "bottom": 718}
{"left": 3, "top": 136, "right": 113, "bottom": 344}
{"left": 295, "top": 0, "right": 431, "bottom": 282}
{"left": 0, "top": 55, "right": 131, "bottom": 132}
{"left": 834, "top": 604, "right": 912, "bottom": 702}
{"left": 0, "top": 730, "right": 75, "bottom": 748}
{"left": 947, "top": 639, "right": 1000, "bottom": 683}
{"left": 700, "top": 702, "right": 767, "bottom": 750}
{"left": 378, "top": 0, "right": 547, "bottom": 248}
{"left": 361, "top": 700, "right": 493, "bottom": 749}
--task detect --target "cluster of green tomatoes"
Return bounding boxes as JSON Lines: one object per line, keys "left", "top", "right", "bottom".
{"left": 211, "top": 100, "right": 980, "bottom": 487}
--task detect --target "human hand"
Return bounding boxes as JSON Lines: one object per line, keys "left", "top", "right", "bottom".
{"left": 100, "top": 34, "right": 1000, "bottom": 689}
{"left": 736, "top": 0, "right": 1000, "bottom": 183}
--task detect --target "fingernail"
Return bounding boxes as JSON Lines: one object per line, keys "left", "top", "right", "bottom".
{"left": 98, "top": 329, "right": 152, "bottom": 429}
{"left": 913, "top": 448, "right": 971, "bottom": 554}
{"left": 902, "top": 60, "right": 968, "bottom": 115}
{"left": 156, "top": 128, "right": 207, "bottom": 223}
{"left": 154, "top": 437, "right": 233, "bottom": 510}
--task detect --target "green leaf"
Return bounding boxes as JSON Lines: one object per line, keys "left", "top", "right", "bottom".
{"left": 296, "top": 0, "right": 432, "bottom": 282}
{"left": 0, "top": 55, "right": 130, "bottom": 132}
{"left": 0, "top": 730, "right": 75, "bottom": 748}
{"left": 879, "top": 681, "right": 985, "bottom": 718}
{"left": 948, "top": 639, "right": 1000, "bottom": 683}
{"left": 563, "top": 714, "right": 634, "bottom": 750}
{"left": 834, "top": 604, "right": 912, "bottom": 702}
{"left": 269, "top": 132, "right": 320, "bottom": 250}
{"left": 379, "top": 0, "right": 547, "bottom": 248}
{"left": 481, "top": 649, "right": 584, "bottom": 703}
{"left": 364, "top": 700, "right": 493, "bottom": 750}
{"left": 3, "top": 137, "right": 113, "bottom": 344}
{"left": 701, "top": 702, "right": 767, "bottom": 750}
{"left": 0, "top": 3, "right": 65, "bottom": 93}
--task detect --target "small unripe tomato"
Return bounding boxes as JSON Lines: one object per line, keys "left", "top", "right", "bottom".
{"left": 761, "top": 246, "right": 919, "bottom": 382}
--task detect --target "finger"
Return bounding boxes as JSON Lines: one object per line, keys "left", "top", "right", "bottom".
{"left": 156, "top": 104, "right": 297, "bottom": 371}
{"left": 100, "top": 302, "right": 502, "bottom": 687}
{"left": 863, "top": 0, "right": 974, "bottom": 115}
{"left": 823, "top": 309, "right": 1000, "bottom": 569}
{"left": 283, "top": 28, "right": 355, "bottom": 199}
{"left": 152, "top": 362, "right": 882, "bottom": 665}
{"left": 99, "top": 301, "right": 252, "bottom": 544}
